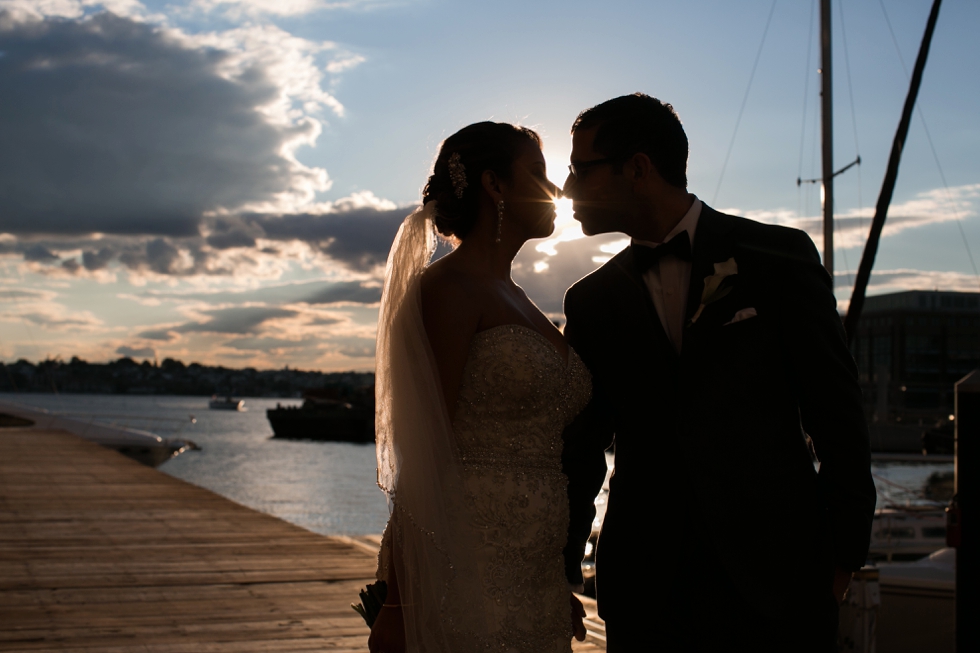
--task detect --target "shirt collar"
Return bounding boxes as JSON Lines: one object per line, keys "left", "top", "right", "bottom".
{"left": 632, "top": 196, "right": 702, "bottom": 250}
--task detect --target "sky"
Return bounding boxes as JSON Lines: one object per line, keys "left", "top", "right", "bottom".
{"left": 1, "top": 0, "right": 978, "bottom": 372}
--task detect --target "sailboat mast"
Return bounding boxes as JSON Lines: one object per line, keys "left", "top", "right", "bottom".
{"left": 820, "top": 0, "right": 834, "bottom": 278}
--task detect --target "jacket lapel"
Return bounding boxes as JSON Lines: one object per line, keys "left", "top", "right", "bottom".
{"left": 683, "top": 205, "right": 737, "bottom": 352}
{"left": 610, "top": 246, "right": 678, "bottom": 360}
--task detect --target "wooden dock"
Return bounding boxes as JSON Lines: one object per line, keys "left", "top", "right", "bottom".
{"left": 0, "top": 427, "right": 605, "bottom": 651}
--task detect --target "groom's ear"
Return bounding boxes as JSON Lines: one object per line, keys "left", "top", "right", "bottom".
{"left": 625, "top": 152, "right": 662, "bottom": 189}
{"left": 625, "top": 152, "right": 654, "bottom": 180}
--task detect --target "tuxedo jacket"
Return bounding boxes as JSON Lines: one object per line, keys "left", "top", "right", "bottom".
{"left": 561, "top": 204, "right": 876, "bottom": 619}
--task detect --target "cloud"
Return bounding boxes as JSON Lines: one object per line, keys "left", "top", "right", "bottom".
{"left": 834, "top": 268, "right": 980, "bottom": 313}
{"left": 125, "top": 278, "right": 383, "bottom": 306}
{"left": 725, "top": 183, "right": 980, "bottom": 252}
{"left": 138, "top": 327, "right": 178, "bottom": 341}
{"left": 300, "top": 280, "right": 383, "bottom": 304}
{"left": 190, "top": 0, "right": 398, "bottom": 18}
{"left": 0, "top": 9, "right": 352, "bottom": 238}
{"left": 7, "top": 199, "right": 410, "bottom": 278}
{"left": 309, "top": 315, "right": 343, "bottom": 325}
{"left": 22, "top": 244, "right": 59, "bottom": 262}
{"left": 0, "top": 288, "right": 53, "bottom": 300}
{"left": 856, "top": 268, "right": 980, "bottom": 295}
{"left": 513, "top": 230, "right": 629, "bottom": 314}
{"left": 173, "top": 305, "right": 297, "bottom": 334}
{"left": 244, "top": 196, "right": 410, "bottom": 271}
{"left": 82, "top": 247, "right": 116, "bottom": 271}
{"left": 15, "top": 307, "right": 102, "bottom": 330}
{"left": 335, "top": 337, "right": 376, "bottom": 358}
{"left": 116, "top": 344, "right": 155, "bottom": 358}
{"left": 222, "top": 335, "right": 313, "bottom": 351}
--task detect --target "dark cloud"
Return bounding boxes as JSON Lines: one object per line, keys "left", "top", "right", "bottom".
{"left": 128, "top": 278, "right": 382, "bottom": 306}
{"left": 206, "top": 230, "right": 258, "bottom": 250}
{"left": 6, "top": 204, "right": 412, "bottom": 277}
{"left": 117, "top": 345, "right": 155, "bottom": 358}
{"left": 309, "top": 316, "right": 343, "bottom": 326}
{"left": 174, "top": 306, "right": 297, "bottom": 335}
{"left": 0, "top": 10, "right": 315, "bottom": 237}
{"left": 138, "top": 328, "right": 177, "bottom": 341}
{"left": 0, "top": 289, "right": 46, "bottom": 299}
{"left": 249, "top": 206, "right": 411, "bottom": 271}
{"left": 22, "top": 244, "right": 58, "bottom": 262}
{"left": 300, "top": 280, "right": 382, "bottom": 305}
{"left": 1, "top": 10, "right": 402, "bottom": 277}
{"left": 82, "top": 247, "right": 115, "bottom": 271}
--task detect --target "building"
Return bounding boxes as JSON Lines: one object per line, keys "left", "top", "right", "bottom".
{"left": 849, "top": 290, "right": 980, "bottom": 452}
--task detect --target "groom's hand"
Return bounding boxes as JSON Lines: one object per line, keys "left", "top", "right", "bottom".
{"left": 832, "top": 566, "right": 853, "bottom": 605}
{"left": 570, "top": 593, "right": 587, "bottom": 642}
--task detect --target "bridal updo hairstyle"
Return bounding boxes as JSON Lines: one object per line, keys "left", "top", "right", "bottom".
{"left": 423, "top": 122, "right": 542, "bottom": 240}
{"left": 572, "top": 93, "right": 688, "bottom": 189}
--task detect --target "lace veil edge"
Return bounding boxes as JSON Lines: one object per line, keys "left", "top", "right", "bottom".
{"left": 374, "top": 203, "right": 477, "bottom": 651}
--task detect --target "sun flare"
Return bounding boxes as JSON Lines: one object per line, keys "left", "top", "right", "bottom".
{"left": 535, "top": 197, "right": 584, "bottom": 257}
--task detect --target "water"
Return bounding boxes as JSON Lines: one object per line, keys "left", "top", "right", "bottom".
{"left": 1, "top": 393, "right": 390, "bottom": 536}
{"left": 2, "top": 393, "right": 952, "bottom": 536}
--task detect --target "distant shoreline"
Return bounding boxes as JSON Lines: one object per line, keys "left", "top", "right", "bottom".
{"left": 1, "top": 356, "right": 375, "bottom": 398}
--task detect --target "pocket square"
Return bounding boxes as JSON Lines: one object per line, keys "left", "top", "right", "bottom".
{"left": 724, "top": 307, "right": 757, "bottom": 326}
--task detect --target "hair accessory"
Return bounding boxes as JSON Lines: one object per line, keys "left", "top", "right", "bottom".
{"left": 448, "top": 152, "right": 468, "bottom": 199}
{"left": 496, "top": 200, "right": 504, "bottom": 243}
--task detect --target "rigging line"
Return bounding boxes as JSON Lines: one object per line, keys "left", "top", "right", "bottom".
{"left": 878, "top": 0, "right": 980, "bottom": 291}
{"left": 838, "top": 0, "right": 865, "bottom": 237}
{"left": 838, "top": 0, "right": 862, "bottom": 157}
{"left": 711, "top": 0, "right": 778, "bottom": 206}
{"left": 797, "top": 0, "right": 817, "bottom": 185}
{"left": 797, "top": 0, "right": 817, "bottom": 220}
{"left": 836, "top": 215, "right": 852, "bottom": 289}
{"left": 877, "top": 0, "right": 909, "bottom": 77}
{"left": 806, "top": 87, "right": 820, "bottom": 248}
{"left": 921, "top": 122, "right": 980, "bottom": 291}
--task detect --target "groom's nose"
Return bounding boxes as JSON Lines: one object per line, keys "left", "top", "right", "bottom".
{"left": 562, "top": 174, "right": 576, "bottom": 199}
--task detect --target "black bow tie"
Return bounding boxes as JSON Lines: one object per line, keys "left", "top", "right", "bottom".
{"left": 632, "top": 231, "right": 692, "bottom": 274}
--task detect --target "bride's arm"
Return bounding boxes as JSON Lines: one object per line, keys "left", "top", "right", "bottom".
{"left": 420, "top": 268, "right": 482, "bottom": 415}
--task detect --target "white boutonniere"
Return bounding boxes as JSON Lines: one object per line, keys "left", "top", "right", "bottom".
{"left": 689, "top": 257, "right": 737, "bottom": 325}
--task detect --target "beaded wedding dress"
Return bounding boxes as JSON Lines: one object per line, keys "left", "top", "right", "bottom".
{"left": 447, "top": 324, "right": 592, "bottom": 652}
{"left": 375, "top": 205, "right": 592, "bottom": 653}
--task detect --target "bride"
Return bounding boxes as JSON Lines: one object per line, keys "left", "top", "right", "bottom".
{"left": 369, "top": 121, "right": 593, "bottom": 653}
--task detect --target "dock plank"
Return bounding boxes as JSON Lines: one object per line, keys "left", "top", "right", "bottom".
{"left": 0, "top": 427, "right": 603, "bottom": 651}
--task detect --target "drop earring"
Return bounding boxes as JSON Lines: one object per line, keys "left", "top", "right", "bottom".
{"left": 496, "top": 200, "right": 504, "bottom": 243}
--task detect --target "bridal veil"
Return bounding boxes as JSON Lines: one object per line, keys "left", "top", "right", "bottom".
{"left": 375, "top": 203, "right": 480, "bottom": 652}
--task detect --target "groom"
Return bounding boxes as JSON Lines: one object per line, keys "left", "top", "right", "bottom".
{"left": 560, "top": 94, "right": 876, "bottom": 652}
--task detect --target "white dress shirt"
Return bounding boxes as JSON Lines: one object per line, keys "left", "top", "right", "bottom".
{"left": 632, "top": 197, "right": 702, "bottom": 353}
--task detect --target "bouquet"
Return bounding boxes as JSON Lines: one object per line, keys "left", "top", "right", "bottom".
{"left": 351, "top": 580, "right": 388, "bottom": 627}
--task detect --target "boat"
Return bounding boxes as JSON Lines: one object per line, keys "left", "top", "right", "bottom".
{"left": 209, "top": 395, "right": 245, "bottom": 411}
{"left": 869, "top": 506, "right": 947, "bottom": 562}
{"left": 876, "top": 548, "right": 955, "bottom": 653}
{"left": 266, "top": 390, "right": 374, "bottom": 443}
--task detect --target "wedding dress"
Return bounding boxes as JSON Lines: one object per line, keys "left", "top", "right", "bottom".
{"left": 375, "top": 205, "right": 592, "bottom": 653}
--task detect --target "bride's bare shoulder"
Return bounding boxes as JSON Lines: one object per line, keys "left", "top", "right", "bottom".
{"left": 421, "top": 256, "right": 483, "bottom": 305}
{"left": 420, "top": 256, "right": 486, "bottom": 324}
